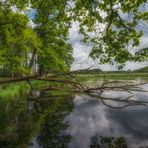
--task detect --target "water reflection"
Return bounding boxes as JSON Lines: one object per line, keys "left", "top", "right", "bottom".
{"left": 65, "top": 86, "right": 148, "bottom": 148}
{"left": 33, "top": 95, "right": 74, "bottom": 148}
{"left": 0, "top": 83, "right": 148, "bottom": 148}
{"left": 90, "top": 135, "right": 128, "bottom": 148}
{"left": 0, "top": 91, "right": 74, "bottom": 148}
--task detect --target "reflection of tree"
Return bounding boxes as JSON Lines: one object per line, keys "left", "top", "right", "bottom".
{"left": 36, "top": 96, "right": 74, "bottom": 148}
{"left": 1, "top": 81, "right": 147, "bottom": 148}
{"left": 0, "top": 97, "right": 40, "bottom": 148}
{"left": 0, "top": 91, "right": 74, "bottom": 148}
{"left": 90, "top": 135, "right": 128, "bottom": 148}
{"left": 31, "top": 81, "right": 148, "bottom": 109}
{"left": 86, "top": 81, "right": 148, "bottom": 109}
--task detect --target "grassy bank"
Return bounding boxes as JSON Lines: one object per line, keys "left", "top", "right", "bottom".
{"left": 0, "top": 81, "right": 48, "bottom": 100}
{"left": 75, "top": 72, "right": 148, "bottom": 82}
{"left": 0, "top": 72, "right": 147, "bottom": 100}
{"left": 0, "top": 79, "right": 71, "bottom": 100}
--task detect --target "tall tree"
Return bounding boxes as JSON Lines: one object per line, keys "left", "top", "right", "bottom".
{"left": 32, "top": 0, "right": 74, "bottom": 76}
{"left": 0, "top": 10, "right": 39, "bottom": 76}
{"left": 0, "top": 0, "right": 147, "bottom": 77}
{"left": 0, "top": 2, "right": 40, "bottom": 77}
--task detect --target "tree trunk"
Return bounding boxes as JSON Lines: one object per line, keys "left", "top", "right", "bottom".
{"left": 28, "top": 49, "right": 37, "bottom": 70}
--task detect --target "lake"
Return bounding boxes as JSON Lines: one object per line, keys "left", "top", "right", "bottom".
{"left": 0, "top": 82, "right": 148, "bottom": 148}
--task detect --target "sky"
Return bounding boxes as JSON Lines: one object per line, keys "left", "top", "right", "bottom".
{"left": 69, "top": 3, "right": 148, "bottom": 71}
{"left": 69, "top": 22, "right": 148, "bottom": 71}
{"left": 22, "top": 4, "right": 148, "bottom": 71}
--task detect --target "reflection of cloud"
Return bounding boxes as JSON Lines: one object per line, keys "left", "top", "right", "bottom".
{"left": 65, "top": 95, "right": 109, "bottom": 148}
{"left": 106, "top": 107, "right": 148, "bottom": 148}
{"left": 132, "top": 85, "right": 148, "bottom": 101}
{"left": 65, "top": 92, "right": 148, "bottom": 148}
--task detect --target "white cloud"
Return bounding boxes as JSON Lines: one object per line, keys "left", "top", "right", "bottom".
{"left": 69, "top": 22, "right": 148, "bottom": 71}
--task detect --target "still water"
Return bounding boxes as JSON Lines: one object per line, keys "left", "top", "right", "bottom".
{"left": 0, "top": 83, "right": 148, "bottom": 148}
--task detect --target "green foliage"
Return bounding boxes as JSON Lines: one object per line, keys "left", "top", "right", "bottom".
{"left": 134, "top": 47, "right": 148, "bottom": 62}
{"left": 0, "top": 0, "right": 147, "bottom": 76}
{"left": 134, "top": 66, "right": 148, "bottom": 72}
{"left": 0, "top": 3, "right": 41, "bottom": 76}
{"left": 72, "top": 0, "right": 148, "bottom": 69}
{"left": 90, "top": 135, "right": 128, "bottom": 148}
{"left": 0, "top": 0, "right": 74, "bottom": 77}
{"left": 0, "top": 82, "right": 74, "bottom": 148}
{"left": 32, "top": 0, "right": 74, "bottom": 75}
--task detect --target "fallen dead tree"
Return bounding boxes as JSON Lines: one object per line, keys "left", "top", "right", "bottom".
{"left": 0, "top": 76, "right": 86, "bottom": 90}
{"left": 0, "top": 76, "right": 148, "bottom": 109}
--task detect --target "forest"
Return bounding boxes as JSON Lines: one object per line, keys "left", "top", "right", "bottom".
{"left": 0, "top": 0, "right": 147, "bottom": 78}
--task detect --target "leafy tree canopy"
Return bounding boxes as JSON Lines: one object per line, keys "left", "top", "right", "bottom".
{"left": 0, "top": 0, "right": 147, "bottom": 76}
{"left": 71, "top": 0, "right": 148, "bottom": 69}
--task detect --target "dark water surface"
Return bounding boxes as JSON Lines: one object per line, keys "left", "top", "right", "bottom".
{"left": 0, "top": 83, "right": 148, "bottom": 148}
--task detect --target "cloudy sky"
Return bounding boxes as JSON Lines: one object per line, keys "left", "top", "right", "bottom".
{"left": 23, "top": 4, "right": 148, "bottom": 71}
{"left": 69, "top": 22, "right": 148, "bottom": 71}
{"left": 69, "top": 2, "right": 148, "bottom": 71}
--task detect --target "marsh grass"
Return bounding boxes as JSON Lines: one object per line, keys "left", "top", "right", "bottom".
{"left": 75, "top": 73, "right": 148, "bottom": 82}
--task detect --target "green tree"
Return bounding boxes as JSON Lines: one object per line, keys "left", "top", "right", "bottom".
{"left": 0, "top": 1, "right": 41, "bottom": 77}
{"left": 32, "top": 0, "right": 74, "bottom": 76}
{"left": 0, "top": 0, "right": 147, "bottom": 77}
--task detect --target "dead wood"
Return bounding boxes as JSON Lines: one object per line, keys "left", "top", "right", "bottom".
{"left": 0, "top": 76, "right": 147, "bottom": 109}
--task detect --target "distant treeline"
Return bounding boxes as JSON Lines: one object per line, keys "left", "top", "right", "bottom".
{"left": 74, "top": 66, "right": 148, "bottom": 74}
{"left": 133, "top": 66, "right": 148, "bottom": 73}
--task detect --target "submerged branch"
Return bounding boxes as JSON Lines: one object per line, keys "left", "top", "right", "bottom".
{"left": 0, "top": 76, "right": 147, "bottom": 109}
